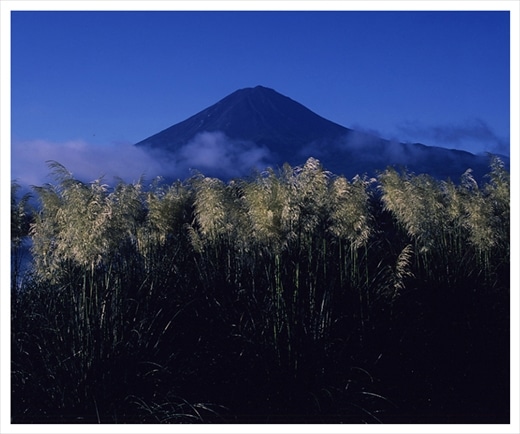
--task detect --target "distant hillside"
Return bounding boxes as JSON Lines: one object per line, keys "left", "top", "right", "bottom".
{"left": 135, "top": 86, "right": 508, "bottom": 180}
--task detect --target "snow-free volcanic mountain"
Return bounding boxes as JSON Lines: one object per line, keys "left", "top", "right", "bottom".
{"left": 135, "top": 86, "right": 505, "bottom": 180}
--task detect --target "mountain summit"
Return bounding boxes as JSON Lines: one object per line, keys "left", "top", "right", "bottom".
{"left": 135, "top": 86, "right": 350, "bottom": 168}
{"left": 135, "top": 86, "right": 504, "bottom": 180}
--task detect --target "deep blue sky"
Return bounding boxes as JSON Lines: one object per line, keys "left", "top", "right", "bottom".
{"left": 9, "top": 9, "right": 512, "bottom": 184}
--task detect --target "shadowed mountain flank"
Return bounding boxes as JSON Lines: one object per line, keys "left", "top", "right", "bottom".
{"left": 135, "top": 86, "right": 507, "bottom": 180}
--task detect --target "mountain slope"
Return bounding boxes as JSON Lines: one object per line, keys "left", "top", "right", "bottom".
{"left": 135, "top": 85, "right": 350, "bottom": 166}
{"left": 135, "top": 86, "right": 507, "bottom": 180}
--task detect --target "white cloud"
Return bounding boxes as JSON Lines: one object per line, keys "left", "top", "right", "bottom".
{"left": 397, "top": 118, "right": 510, "bottom": 155}
{"left": 175, "top": 131, "right": 273, "bottom": 177}
{"left": 11, "top": 138, "right": 171, "bottom": 186}
{"left": 11, "top": 132, "right": 275, "bottom": 188}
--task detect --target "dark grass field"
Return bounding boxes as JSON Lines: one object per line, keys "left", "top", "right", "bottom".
{"left": 11, "top": 158, "right": 510, "bottom": 424}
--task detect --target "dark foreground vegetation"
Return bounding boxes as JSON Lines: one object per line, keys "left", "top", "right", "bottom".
{"left": 11, "top": 157, "right": 509, "bottom": 424}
